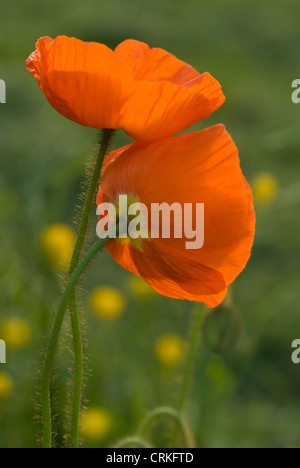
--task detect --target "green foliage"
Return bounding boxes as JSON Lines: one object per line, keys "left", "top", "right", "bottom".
{"left": 0, "top": 0, "right": 300, "bottom": 448}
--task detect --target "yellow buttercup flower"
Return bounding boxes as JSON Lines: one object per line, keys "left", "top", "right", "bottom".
{"left": 40, "top": 224, "right": 76, "bottom": 270}
{"left": 80, "top": 407, "right": 112, "bottom": 441}
{"left": 154, "top": 334, "right": 185, "bottom": 368}
{"left": 89, "top": 287, "right": 125, "bottom": 320}
{"left": 0, "top": 318, "right": 32, "bottom": 349}
{"left": 0, "top": 372, "right": 13, "bottom": 400}
{"left": 252, "top": 172, "right": 279, "bottom": 205}
{"left": 128, "top": 275, "right": 155, "bottom": 300}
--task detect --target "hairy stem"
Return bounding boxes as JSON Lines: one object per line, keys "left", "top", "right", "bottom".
{"left": 41, "top": 129, "right": 113, "bottom": 449}
{"left": 139, "top": 406, "right": 194, "bottom": 448}
{"left": 41, "top": 237, "right": 111, "bottom": 448}
{"left": 68, "top": 129, "right": 114, "bottom": 448}
{"left": 116, "top": 437, "right": 152, "bottom": 448}
{"left": 69, "top": 293, "right": 83, "bottom": 449}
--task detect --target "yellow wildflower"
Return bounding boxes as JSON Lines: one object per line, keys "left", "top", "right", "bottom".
{"left": 40, "top": 223, "right": 76, "bottom": 270}
{"left": 89, "top": 287, "right": 125, "bottom": 320}
{"left": 0, "top": 318, "right": 32, "bottom": 349}
{"left": 154, "top": 334, "right": 185, "bottom": 368}
{"left": 128, "top": 275, "right": 155, "bottom": 300}
{"left": 252, "top": 172, "right": 279, "bottom": 204}
{"left": 0, "top": 372, "right": 13, "bottom": 400}
{"left": 80, "top": 407, "right": 112, "bottom": 441}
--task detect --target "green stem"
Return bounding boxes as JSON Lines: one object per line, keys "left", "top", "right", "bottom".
{"left": 116, "top": 437, "right": 151, "bottom": 448}
{"left": 68, "top": 129, "right": 114, "bottom": 448}
{"left": 69, "top": 129, "right": 114, "bottom": 273}
{"left": 139, "top": 406, "right": 193, "bottom": 448}
{"left": 178, "top": 303, "right": 206, "bottom": 413}
{"left": 69, "top": 293, "right": 83, "bottom": 449}
{"left": 41, "top": 237, "right": 111, "bottom": 448}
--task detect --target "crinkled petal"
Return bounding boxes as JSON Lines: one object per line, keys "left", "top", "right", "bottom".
{"left": 98, "top": 125, "right": 255, "bottom": 306}
{"left": 26, "top": 36, "right": 225, "bottom": 141}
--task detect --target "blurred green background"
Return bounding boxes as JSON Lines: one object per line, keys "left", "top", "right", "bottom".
{"left": 1, "top": 0, "right": 300, "bottom": 448}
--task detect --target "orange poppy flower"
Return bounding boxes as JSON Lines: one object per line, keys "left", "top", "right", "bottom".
{"left": 97, "top": 125, "right": 255, "bottom": 307}
{"left": 26, "top": 36, "right": 225, "bottom": 141}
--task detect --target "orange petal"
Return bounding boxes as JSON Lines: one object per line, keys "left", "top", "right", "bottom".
{"left": 26, "top": 37, "right": 53, "bottom": 87}
{"left": 115, "top": 39, "right": 208, "bottom": 86}
{"left": 115, "top": 40, "right": 225, "bottom": 141}
{"left": 26, "top": 36, "right": 133, "bottom": 129}
{"left": 130, "top": 240, "right": 228, "bottom": 307}
{"left": 98, "top": 125, "right": 255, "bottom": 306}
{"left": 26, "top": 36, "right": 225, "bottom": 141}
{"left": 119, "top": 74, "right": 225, "bottom": 141}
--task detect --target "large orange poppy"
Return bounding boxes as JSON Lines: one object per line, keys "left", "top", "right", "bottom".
{"left": 26, "top": 36, "right": 225, "bottom": 141}
{"left": 97, "top": 125, "right": 255, "bottom": 307}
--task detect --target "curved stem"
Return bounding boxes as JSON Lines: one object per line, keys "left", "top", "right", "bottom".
{"left": 178, "top": 303, "right": 206, "bottom": 413}
{"left": 68, "top": 129, "right": 114, "bottom": 448}
{"left": 116, "top": 437, "right": 151, "bottom": 448}
{"left": 139, "top": 406, "right": 193, "bottom": 448}
{"left": 41, "top": 238, "right": 111, "bottom": 447}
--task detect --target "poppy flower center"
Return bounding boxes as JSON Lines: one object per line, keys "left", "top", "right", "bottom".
{"left": 113, "top": 193, "right": 149, "bottom": 250}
